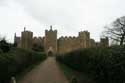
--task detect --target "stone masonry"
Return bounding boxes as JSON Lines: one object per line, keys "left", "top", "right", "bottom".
{"left": 14, "top": 26, "right": 109, "bottom": 55}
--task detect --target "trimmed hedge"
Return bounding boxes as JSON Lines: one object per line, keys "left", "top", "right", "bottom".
{"left": 56, "top": 46, "right": 125, "bottom": 83}
{"left": 0, "top": 48, "right": 46, "bottom": 83}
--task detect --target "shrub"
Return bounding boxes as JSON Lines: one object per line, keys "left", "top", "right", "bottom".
{"left": 56, "top": 46, "right": 125, "bottom": 83}
{"left": 0, "top": 39, "right": 12, "bottom": 52}
{"left": 0, "top": 48, "right": 46, "bottom": 83}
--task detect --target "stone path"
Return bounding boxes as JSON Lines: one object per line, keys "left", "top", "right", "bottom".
{"left": 18, "top": 57, "right": 69, "bottom": 83}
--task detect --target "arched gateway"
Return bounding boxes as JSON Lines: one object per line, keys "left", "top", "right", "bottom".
{"left": 47, "top": 46, "right": 54, "bottom": 56}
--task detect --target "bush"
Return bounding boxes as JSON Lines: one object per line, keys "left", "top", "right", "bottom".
{"left": 0, "top": 39, "right": 12, "bottom": 52}
{"left": 0, "top": 48, "right": 46, "bottom": 83}
{"left": 56, "top": 46, "right": 125, "bottom": 83}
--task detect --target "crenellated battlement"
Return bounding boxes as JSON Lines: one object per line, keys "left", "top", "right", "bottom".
{"left": 59, "top": 36, "right": 77, "bottom": 41}
{"left": 14, "top": 26, "right": 109, "bottom": 55}
{"left": 33, "top": 37, "right": 43, "bottom": 40}
{"left": 45, "top": 30, "right": 57, "bottom": 33}
{"left": 79, "top": 30, "right": 89, "bottom": 35}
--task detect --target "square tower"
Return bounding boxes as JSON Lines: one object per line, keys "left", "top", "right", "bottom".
{"left": 21, "top": 28, "right": 33, "bottom": 50}
{"left": 78, "top": 31, "right": 90, "bottom": 48}
{"left": 44, "top": 26, "right": 57, "bottom": 55}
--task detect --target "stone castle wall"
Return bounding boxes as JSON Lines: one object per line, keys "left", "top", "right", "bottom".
{"left": 57, "top": 31, "right": 91, "bottom": 54}
{"left": 89, "top": 39, "right": 96, "bottom": 47}
{"left": 100, "top": 37, "right": 109, "bottom": 47}
{"left": 14, "top": 27, "right": 109, "bottom": 55}
{"left": 33, "top": 37, "right": 44, "bottom": 47}
{"left": 58, "top": 36, "right": 80, "bottom": 54}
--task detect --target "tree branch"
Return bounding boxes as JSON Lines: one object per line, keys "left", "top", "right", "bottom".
{"left": 117, "top": 19, "right": 125, "bottom": 27}
{"left": 109, "top": 37, "right": 120, "bottom": 41}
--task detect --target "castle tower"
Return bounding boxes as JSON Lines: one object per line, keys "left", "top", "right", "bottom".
{"left": 44, "top": 25, "right": 57, "bottom": 55}
{"left": 79, "top": 31, "right": 90, "bottom": 48}
{"left": 21, "top": 27, "right": 33, "bottom": 50}
{"left": 100, "top": 37, "right": 109, "bottom": 47}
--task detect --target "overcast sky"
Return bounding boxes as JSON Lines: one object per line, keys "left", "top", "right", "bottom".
{"left": 0, "top": 0, "right": 125, "bottom": 42}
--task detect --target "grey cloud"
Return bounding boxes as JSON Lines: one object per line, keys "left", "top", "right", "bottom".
{"left": 15, "top": 0, "right": 84, "bottom": 28}
{"left": 1, "top": 0, "right": 125, "bottom": 42}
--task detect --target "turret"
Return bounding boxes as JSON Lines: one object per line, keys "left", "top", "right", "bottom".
{"left": 14, "top": 33, "right": 16, "bottom": 44}
{"left": 50, "top": 25, "right": 52, "bottom": 30}
{"left": 24, "top": 27, "right": 26, "bottom": 32}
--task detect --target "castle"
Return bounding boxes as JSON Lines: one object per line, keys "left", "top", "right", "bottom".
{"left": 14, "top": 26, "right": 109, "bottom": 55}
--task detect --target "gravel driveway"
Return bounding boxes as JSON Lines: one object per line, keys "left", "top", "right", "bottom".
{"left": 18, "top": 57, "right": 69, "bottom": 83}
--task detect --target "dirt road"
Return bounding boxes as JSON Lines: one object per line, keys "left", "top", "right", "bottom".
{"left": 18, "top": 57, "right": 69, "bottom": 83}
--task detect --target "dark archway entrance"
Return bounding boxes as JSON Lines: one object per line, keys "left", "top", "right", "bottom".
{"left": 48, "top": 51, "right": 54, "bottom": 56}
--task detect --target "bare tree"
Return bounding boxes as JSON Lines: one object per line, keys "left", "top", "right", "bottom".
{"left": 103, "top": 16, "right": 125, "bottom": 45}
